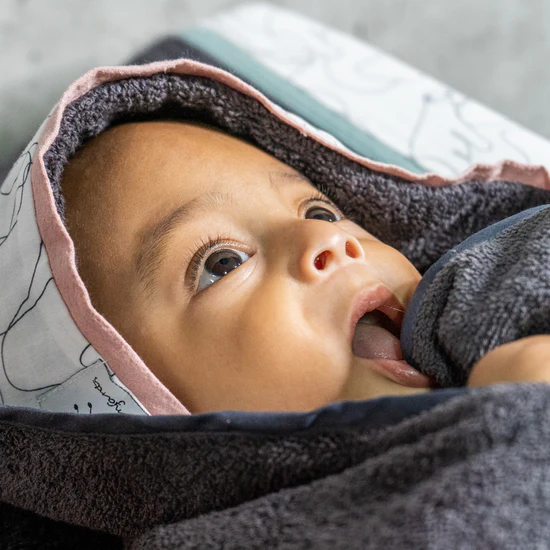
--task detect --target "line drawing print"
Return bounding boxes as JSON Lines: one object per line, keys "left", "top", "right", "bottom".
{"left": 205, "top": 4, "right": 550, "bottom": 178}
{"left": 409, "top": 90, "right": 498, "bottom": 174}
{"left": 0, "top": 140, "right": 147, "bottom": 414}
{"left": 0, "top": 241, "right": 55, "bottom": 403}
{"left": 0, "top": 142, "right": 36, "bottom": 249}
{"left": 74, "top": 345, "right": 146, "bottom": 414}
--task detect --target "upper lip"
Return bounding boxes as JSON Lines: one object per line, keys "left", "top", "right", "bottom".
{"left": 348, "top": 285, "right": 405, "bottom": 346}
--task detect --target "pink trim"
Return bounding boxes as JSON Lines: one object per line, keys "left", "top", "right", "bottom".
{"left": 31, "top": 58, "right": 550, "bottom": 416}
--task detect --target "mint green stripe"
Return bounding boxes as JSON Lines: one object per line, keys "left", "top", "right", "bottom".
{"left": 181, "top": 27, "right": 425, "bottom": 174}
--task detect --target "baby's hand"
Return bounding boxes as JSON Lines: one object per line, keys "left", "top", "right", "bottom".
{"left": 468, "top": 335, "right": 550, "bottom": 387}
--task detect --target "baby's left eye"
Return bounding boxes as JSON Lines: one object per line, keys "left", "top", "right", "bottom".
{"left": 305, "top": 205, "right": 341, "bottom": 222}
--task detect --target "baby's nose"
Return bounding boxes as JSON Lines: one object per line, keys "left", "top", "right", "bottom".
{"left": 298, "top": 222, "right": 364, "bottom": 281}
{"left": 314, "top": 240, "right": 361, "bottom": 270}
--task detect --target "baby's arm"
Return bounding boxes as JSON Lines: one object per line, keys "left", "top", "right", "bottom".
{"left": 468, "top": 335, "right": 550, "bottom": 387}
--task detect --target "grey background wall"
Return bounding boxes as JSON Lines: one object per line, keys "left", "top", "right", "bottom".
{"left": 1, "top": 0, "right": 548, "bottom": 165}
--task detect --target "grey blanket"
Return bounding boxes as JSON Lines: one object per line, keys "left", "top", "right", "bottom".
{"left": 2, "top": 383, "right": 550, "bottom": 549}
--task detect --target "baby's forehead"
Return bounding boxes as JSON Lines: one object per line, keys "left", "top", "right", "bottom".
{"left": 107, "top": 120, "right": 312, "bottom": 185}
{"left": 65, "top": 119, "right": 317, "bottom": 209}
{"left": 77, "top": 119, "right": 222, "bottom": 161}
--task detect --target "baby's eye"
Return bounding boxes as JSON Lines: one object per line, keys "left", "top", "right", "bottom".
{"left": 196, "top": 248, "right": 250, "bottom": 293}
{"left": 305, "top": 204, "right": 341, "bottom": 223}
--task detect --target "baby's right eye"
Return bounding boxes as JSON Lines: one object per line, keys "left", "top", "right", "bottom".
{"left": 194, "top": 248, "right": 250, "bottom": 293}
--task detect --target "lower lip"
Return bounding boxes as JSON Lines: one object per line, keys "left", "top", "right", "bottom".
{"left": 361, "top": 357, "right": 434, "bottom": 388}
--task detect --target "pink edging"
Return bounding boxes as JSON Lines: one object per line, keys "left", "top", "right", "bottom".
{"left": 31, "top": 58, "right": 550, "bottom": 416}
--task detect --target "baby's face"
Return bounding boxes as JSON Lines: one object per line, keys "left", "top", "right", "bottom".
{"left": 62, "top": 120, "right": 429, "bottom": 414}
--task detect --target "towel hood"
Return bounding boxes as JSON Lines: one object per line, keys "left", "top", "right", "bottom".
{"left": 2, "top": 58, "right": 549, "bottom": 415}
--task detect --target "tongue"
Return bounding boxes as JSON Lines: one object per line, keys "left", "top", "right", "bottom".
{"left": 352, "top": 323, "right": 403, "bottom": 360}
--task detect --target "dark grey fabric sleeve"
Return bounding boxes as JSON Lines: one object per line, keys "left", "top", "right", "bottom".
{"left": 401, "top": 204, "right": 550, "bottom": 387}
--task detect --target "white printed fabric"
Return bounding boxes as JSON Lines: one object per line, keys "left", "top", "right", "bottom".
{"left": 201, "top": 3, "right": 550, "bottom": 177}
{"left": 0, "top": 114, "right": 148, "bottom": 415}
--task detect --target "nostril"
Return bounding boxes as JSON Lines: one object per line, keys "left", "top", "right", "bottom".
{"left": 345, "top": 240, "right": 360, "bottom": 259}
{"left": 315, "top": 241, "right": 360, "bottom": 270}
{"left": 314, "top": 251, "right": 328, "bottom": 270}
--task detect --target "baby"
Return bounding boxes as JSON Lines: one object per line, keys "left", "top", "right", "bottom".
{"left": 60, "top": 118, "right": 550, "bottom": 415}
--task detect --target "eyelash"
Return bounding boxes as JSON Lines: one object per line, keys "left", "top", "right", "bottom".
{"left": 187, "top": 189, "right": 360, "bottom": 292}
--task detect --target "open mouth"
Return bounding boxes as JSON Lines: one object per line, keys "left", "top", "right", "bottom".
{"left": 348, "top": 285, "right": 404, "bottom": 350}
{"left": 348, "top": 285, "right": 434, "bottom": 388}
{"left": 352, "top": 309, "right": 403, "bottom": 361}
{"left": 352, "top": 312, "right": 434, "bottom": 388}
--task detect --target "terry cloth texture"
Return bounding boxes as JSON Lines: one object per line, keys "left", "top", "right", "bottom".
{"left": 401, "top": 203, "right": 550, "bottom": 387}
{"left": 1, "top": 384, "right": 550, "bottom": 549}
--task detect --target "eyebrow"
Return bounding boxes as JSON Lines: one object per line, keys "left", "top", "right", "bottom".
{"left": 135, "top": 170, "right": 313, "bottom": 298}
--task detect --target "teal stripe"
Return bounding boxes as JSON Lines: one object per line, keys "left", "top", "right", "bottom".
{"left": 181, "top": 27, "right": 425, "bottom": 174}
